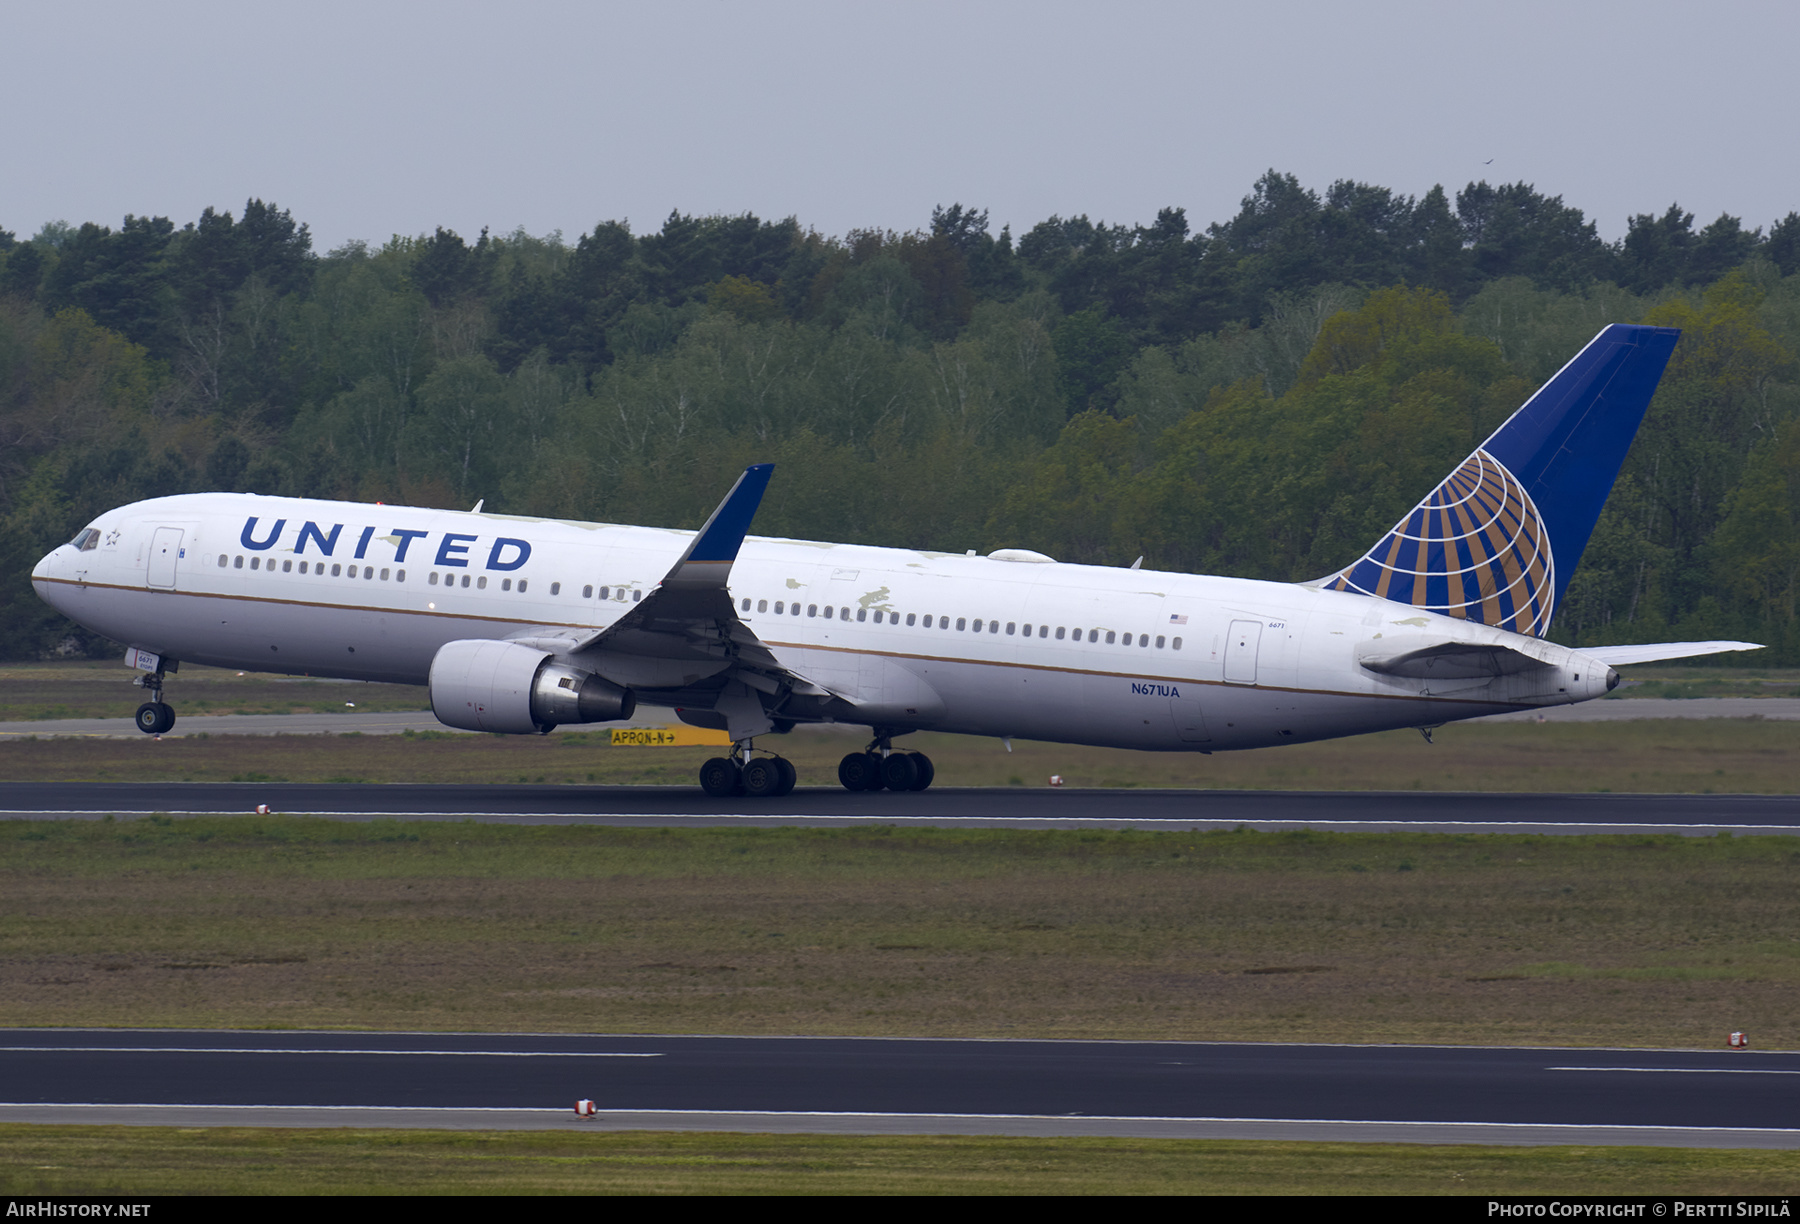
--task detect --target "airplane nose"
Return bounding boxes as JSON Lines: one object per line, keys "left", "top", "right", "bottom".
{"left": 31, "top": 547, "right": 59, "bottom": 584}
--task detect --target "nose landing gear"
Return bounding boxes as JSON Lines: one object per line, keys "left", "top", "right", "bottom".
{"left": 133, "top": 668, "right": 176, "bottom": 735}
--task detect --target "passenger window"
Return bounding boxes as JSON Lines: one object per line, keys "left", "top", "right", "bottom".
{"left": 808, "top": 604, "right": 818, "bottom": 617}
{"left": 381, "top": 568, "right": 390, "bottom": 581}
{"left": 502, "top": 578, "right": 512, "bottom": 591}
{"left": 989, "top": 620, "right": 999, "bottom": 633}
{"left": 396, "top": 570, "right": 405, "bottom": 583}
{"left": 583, "top": 585, "right": 594, "bottom": 599}
{"left": 299, "top": 562, "right": 308, "bottom": 574}
{"left": 1105, "top": 631, "right": 1116, "bottom": 644}
{"left": 1140, "top": 635, "right": 1150, "bottom": 648}
{"left": 366, "top": 567, "right": 375, "bottom": 580}
{"left": 600, "top": 586, "right": 610, "bottom": 599}
{"left": 856, "top": 609, "right": 867, "bottom": 622}
{"left": 872, "top": 610, "right": 882, "bottom": 623}
{"left": 1055, "top": 627, "right": 1065, "bottom": 640}
{"left": 548, "top": 582, "right": 558, "bottom": 595}
{"left": 775, "top": 601, "right": 785, "bottom": 614}
{"left": 757, "top": 599, "right": 768, "bottom": 613}
{"left": 219, "top": 554, "right": 228, "bottom": 567}
{"left": 740, "top": 598, "right": 751, "bottom": 612}
{"left": 1006, "top": 623, "right": 1015, "bottom": 635}
{"left": 633, "top": 590, "right": 641, "bottom": 602}
{"left": 477, "top": 576, "right": 487, "bottom": 589}
{"left": 923, "top": 615, "right": 933, "bottom": 628}
{"left": 1172, "top": 637, "right": 1182, "bottom": 650}
{"left": 250, "top": 557, "right": 260, "bottom": 570}
{"left": 332, "top": 564, "right": 342, "bottom": 577}
{"left": 519, "top": 579, "right": 528, "bottom": 592}
{"left": 1038, "top": 625, "right": 1048, "bottom": 637}
{"left": 955, "top": 618, "right": 966, "bottom": 631}
{"left": 282, "top": 560, "right": 292, "bottom": 573}
{"left": 429, "top": 572, "right": 439, "bottom": 586}
{"left": 1155, "top": 635, "right": 1165, "bottom": 648}
{"left": 790, "top": 601, "right": 799, "bottom": 615}
{"left": 459, "top": 574, "right": 469, "bottom": 588}
{"left": 906, "top": 613, "right": 916, "bottom": 626}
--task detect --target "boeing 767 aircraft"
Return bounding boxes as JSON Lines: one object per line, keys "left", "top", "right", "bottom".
{"left": 31, "top": 324, "right": 1757, "bottom": 796}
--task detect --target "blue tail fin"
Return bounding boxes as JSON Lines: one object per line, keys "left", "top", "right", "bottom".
{"left": 1320, "top": 323, "right": 1680, "bottom": 636}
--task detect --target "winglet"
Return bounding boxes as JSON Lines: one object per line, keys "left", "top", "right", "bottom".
{"left": 659, "top": 463, "right": 774, "bottom": 590}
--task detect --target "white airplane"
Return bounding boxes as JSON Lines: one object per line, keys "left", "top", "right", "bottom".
{"left": 31, "top": 324, "right": 1758, "bottom": 797}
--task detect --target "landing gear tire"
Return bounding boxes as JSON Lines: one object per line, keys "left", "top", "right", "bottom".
{"left": 773, "top": 757, "right": 797, "bottom": 796}
{"left": 135, "top": 702, "right": 175, "bottom": 735}
{"left": 880, "top": 752, "right": 918, "bottom": 792}
{"left": 741, "top": 757, "right": 784, "bottom": 798}
{"left": 906, "top": 752, "right": 934, "bottom": 791}
{"left": 699, "top": 756, "right": 740, "bottom": 798}
{"left": 838, "top": 751, "right": 882, "bottom": 792}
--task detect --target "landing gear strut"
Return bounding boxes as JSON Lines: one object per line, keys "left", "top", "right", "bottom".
{"left": 699, "top": 739, "right": 797, "bottom": 799}
{"left": 133, "top": 669, "right": 175, "bottom": 735}
{"left": 838, "top": 732, "right": 933, "bottom": 793}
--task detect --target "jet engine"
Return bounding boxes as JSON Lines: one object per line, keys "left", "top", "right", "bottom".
{"left": 429, "top": 639, "right": 635, "bottom": 734}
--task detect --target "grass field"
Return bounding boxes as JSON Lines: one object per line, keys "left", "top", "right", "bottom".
{"left": 3, "top": 1127, "right": 1796, "bottom": 1195}
{"left": 3, "top": 716, "right": 1797, "bottom": 792}
{"left": 4, "top": 817, "right": 1797, "bottom": 1046}
{"left": 0, "top": 659, "right": 427, "bottom": 722}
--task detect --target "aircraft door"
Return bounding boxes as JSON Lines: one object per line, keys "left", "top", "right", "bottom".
{"left": 1224, "top": 619, "right": 1261, "bottom": 685}
{"left": 147, "top": 527, "right": 184, "bottom": 590}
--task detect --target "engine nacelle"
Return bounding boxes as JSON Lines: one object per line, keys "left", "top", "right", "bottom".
{"left": 429, "top": 639, "right": 635, "bottom": 734}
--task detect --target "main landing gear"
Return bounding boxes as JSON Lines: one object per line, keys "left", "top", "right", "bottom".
{"left": 838, "top": 733, "right": 934, "bottom": 793}
{"left": 698, "top": 740, "right": 798, "bottom": 798}
{"left": 133, "top": 669, "right": 176, "bottom": 735}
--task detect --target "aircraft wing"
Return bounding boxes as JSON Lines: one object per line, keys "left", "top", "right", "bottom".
{"left": 512, "top": 464, "right": 831, "bottom": 734}
{"left": 1575, "top": 641, "right": 1763, "bottom": 666}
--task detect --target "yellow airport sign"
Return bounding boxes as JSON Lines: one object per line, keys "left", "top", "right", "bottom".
{"left": 609, "top": 725, "right": 732, "bottom": 747}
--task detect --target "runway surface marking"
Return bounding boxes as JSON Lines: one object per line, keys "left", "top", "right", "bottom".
{"left": 0, "top": 1046, "right": 659, "bottom": 1058}
{"left": 1550, "top": 1066, "right": 1800, "bottom": 1075}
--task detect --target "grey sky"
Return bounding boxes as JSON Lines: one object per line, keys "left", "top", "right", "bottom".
{"left": 8, "top": 0, "right": 1796, "bottom": 251}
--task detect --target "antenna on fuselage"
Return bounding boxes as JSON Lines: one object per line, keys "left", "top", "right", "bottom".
{"left": 1130, "top": 556, "right": 1143, "bottom": 570}
{"left": 470, "top": 499, "right": 484, "bottom": 513}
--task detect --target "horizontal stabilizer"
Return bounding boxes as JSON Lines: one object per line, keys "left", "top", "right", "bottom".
{"left": 1358, "top": 637, "right": 1554, "bottom": 680}
{"left": 1577, "top": 641, "right": 1763, "bottom": 667}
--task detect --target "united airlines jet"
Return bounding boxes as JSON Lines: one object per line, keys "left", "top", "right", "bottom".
{"left": 31, "top": 324, "right": 1757, "bottom": 796}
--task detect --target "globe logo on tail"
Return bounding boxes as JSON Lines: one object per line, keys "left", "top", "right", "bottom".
{"left": 1324, "top": 449, "right": 1555, "bottom": 637}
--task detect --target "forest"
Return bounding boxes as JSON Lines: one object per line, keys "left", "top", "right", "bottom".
{"left": 3, "top": 172, "right": 1798, "bottom": 661}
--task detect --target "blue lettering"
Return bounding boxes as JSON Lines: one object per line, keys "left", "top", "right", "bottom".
{"left": 296, "top": 522, "right": 342, "bottom": 556}
{"left": 240, "top": 517, "right": 286, "bottom": 550}
{"left": 354, "top": 525, "right": 377, "bottom": 560}
{"left": 390, "top": 529, "right": 427, "bottom": 562}
{"left": 487, "top": 537, "right": 531, "bottom": 571}
{"left": 436, "top": 533, "right": 477, "bottom": 567}
{"left": 1130, "top": 682, "right": 1181, "bottom": 697}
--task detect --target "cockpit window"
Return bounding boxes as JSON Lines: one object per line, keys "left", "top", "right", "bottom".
{"left": 70, "top": 528, "right": 100, "bottom": 552}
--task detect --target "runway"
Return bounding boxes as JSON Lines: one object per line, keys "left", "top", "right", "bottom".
{"left": 1, "top": 1029, "right": 1794, "bottom": 1147}
{"left": 2, "top": 781, "right": 1799, "bottom": 834}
